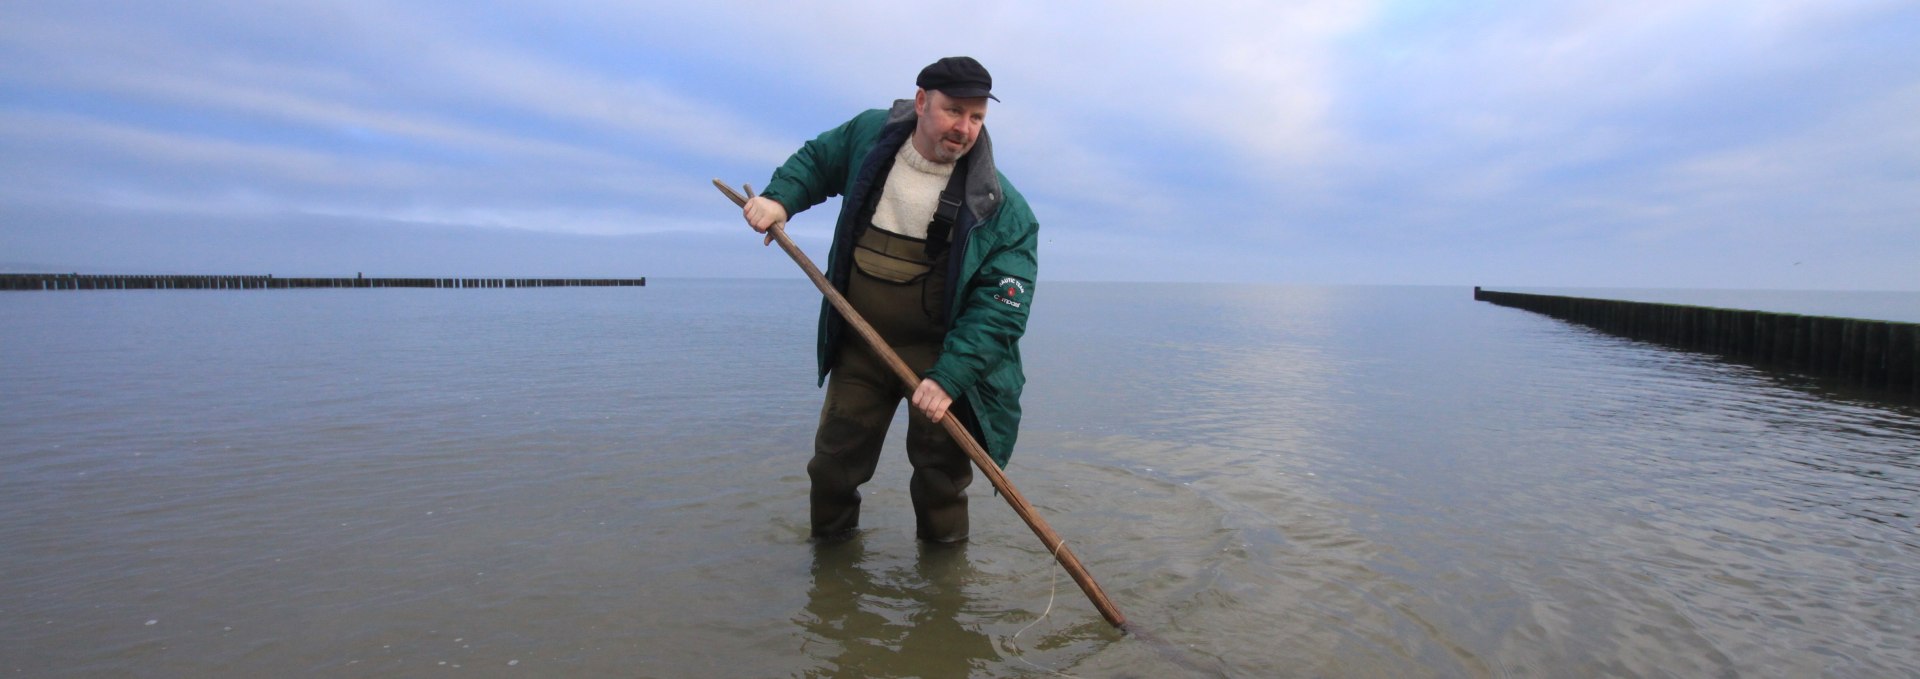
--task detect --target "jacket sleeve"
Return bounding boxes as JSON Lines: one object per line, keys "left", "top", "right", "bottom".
{"left": 924, "top": 198, "right": 1039, "bottom": 398}
{"left": 759, "top": 111, "right": 874, "bottom": 218}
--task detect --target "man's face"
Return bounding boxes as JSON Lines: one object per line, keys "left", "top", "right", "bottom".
{"left": 913, "top": 88, "right": 988, "bottom": 164}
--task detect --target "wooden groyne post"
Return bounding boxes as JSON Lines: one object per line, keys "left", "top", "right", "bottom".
{"left": 1, "top": 273, "right": 646, "bottom": 291}
{"left": 1474, "top": 287, "right": 1918, "bottom": 398}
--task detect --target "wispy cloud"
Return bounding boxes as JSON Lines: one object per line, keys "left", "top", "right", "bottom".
{"left": 2, "top": 0, "right": 1915, "bottom": 287}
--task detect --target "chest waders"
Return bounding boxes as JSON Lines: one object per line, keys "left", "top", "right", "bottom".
{"left": 807, "top": 159, "right": 974, "bottom": 543}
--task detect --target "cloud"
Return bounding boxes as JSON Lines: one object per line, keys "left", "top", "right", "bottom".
{"left": 1, "top": 0, "right": 1915, "bottom": 287}
{"left": 0, "top": 1, "right": 795, "bottom": 236}
{"left": 1313, "top": 1, "right": 1919, "bottom": 237}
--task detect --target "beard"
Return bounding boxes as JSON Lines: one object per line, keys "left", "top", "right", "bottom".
{"left": 930, "top": 134, "right": 972, "bottom": 163}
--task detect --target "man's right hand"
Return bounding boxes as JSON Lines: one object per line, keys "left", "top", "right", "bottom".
{"left": 743, "top": 196, "right": 789, "bottom": 247}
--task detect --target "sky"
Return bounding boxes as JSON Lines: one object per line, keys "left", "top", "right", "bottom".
{"left": 2, "top": 1, "right": 1916, "bottom": 289}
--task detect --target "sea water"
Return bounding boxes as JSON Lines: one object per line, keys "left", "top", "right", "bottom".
{"left": 3, "top": 281, "right": 1916, "bottom": 677}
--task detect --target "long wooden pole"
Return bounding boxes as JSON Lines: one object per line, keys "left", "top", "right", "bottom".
{"left": 715, "top": 179, "right": 1126, "bottom": 628}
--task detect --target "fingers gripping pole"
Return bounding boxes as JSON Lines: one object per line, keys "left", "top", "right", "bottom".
{"left": 714, "top": 179, "right": 1126, "bottom": 629}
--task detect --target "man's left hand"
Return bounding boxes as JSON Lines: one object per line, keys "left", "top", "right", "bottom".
{"left": 911, "top": 378, "right": 953, "bottom": 423}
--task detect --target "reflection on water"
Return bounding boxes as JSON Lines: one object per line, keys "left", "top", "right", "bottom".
{"left": 797, "top": 540, "right": 996, "bottom": 679}
{"left": 3, "top": 283, "right": 1917, "bottom": 677}
{"left": 1022, "top": 284, "right": 1920, "bottom": 677}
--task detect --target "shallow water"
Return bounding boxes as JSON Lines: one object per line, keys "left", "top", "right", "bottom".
{"left": 2, "top": 281, "right": 1916, "bottom": 677}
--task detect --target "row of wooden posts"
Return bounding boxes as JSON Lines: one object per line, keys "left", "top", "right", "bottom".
{"left": 1, "top": 273, "right": 645, "bottom": 291}
{"left": 1475, "top": 287, "right": 1918, "bottom": 398}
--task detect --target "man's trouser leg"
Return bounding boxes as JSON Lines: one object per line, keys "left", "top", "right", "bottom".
{"left": 808, "top": 342, "right": 894, "bottom": 539}
{"left": 905, "top": 403, "right": 972, "bottom": 542}
{"left": 895, "top": 342, "right": 973, "bottom": 543}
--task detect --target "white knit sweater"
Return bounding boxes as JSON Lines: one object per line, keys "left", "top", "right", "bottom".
{"left": 870, "top": 141, "right": 955, "bottom": 239}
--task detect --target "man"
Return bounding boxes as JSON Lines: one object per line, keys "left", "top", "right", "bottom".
{"left": 741, "top": 56, "right": 1038, "bottom": 544}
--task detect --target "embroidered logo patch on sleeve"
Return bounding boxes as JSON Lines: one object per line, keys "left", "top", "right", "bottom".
{"left": 993, "top": 277, "right": 1028, "bottom": 309}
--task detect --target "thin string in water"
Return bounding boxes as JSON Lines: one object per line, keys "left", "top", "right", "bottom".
{"left": 1006, "top": 539, "right": 1079, "bottom": 678}
{"left": 1004, "top": 542, "right": 1230, "bottom": 677}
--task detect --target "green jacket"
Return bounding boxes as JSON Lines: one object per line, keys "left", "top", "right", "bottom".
{"left": 761, "top": 100, "right": 1038, "bottom": 467}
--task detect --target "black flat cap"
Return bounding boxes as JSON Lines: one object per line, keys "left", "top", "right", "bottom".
{"left": 916, "top": 56, "right": 998, "bottom": 101}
